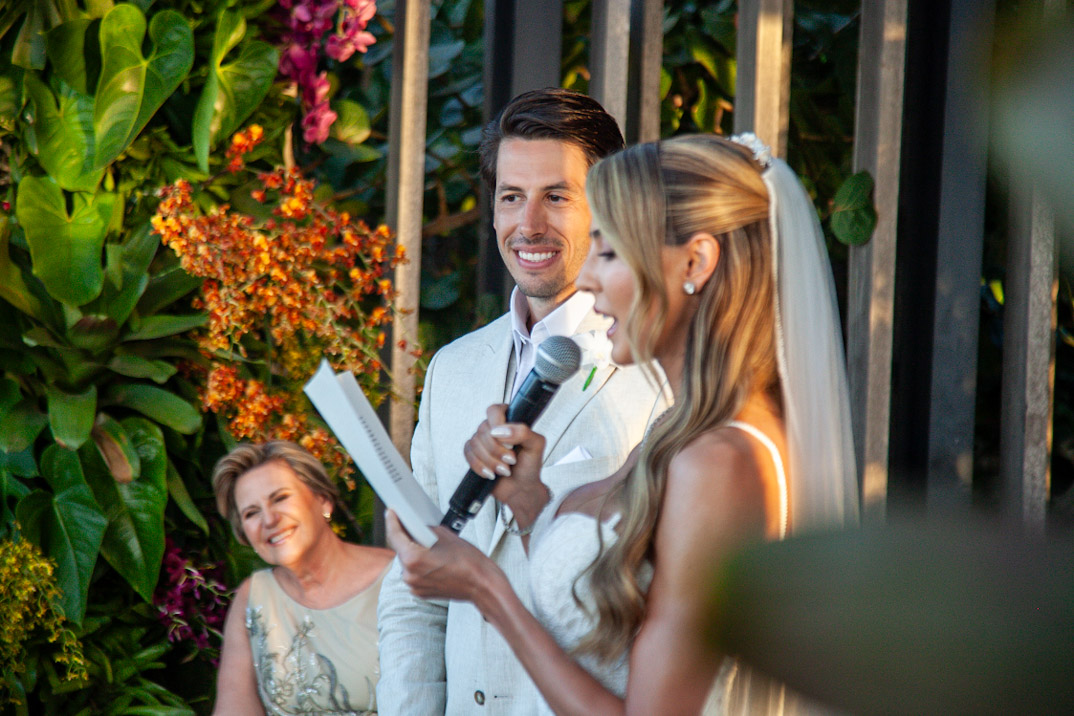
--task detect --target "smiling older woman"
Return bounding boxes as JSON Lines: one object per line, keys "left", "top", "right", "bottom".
{"left": 211, "top": 441, "right": 393, "bottom": 716}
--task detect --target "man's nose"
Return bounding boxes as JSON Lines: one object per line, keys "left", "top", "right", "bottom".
{"left": 519, "top": 200, "right": 547, "bottom": 237}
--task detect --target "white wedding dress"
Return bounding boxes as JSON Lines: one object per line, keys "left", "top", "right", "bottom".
{"left": 527, "top": 421, "right": 784, "bottom": 716}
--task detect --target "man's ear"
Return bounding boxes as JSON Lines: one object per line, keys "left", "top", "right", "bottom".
{"left": 684, "top": 232, "right": 720, "bottom": 291}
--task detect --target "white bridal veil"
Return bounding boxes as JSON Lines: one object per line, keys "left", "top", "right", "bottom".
{"left": 717, "top": 134, "right": 861, "bottom": 716}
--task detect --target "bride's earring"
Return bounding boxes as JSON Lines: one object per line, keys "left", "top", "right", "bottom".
{"left": 683, "top": 280, "right": 697, "bottom": 295}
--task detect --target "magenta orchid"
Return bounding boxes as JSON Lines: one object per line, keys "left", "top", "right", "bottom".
{"left": 274, "top": 0, "right": 378, "bottom": 144}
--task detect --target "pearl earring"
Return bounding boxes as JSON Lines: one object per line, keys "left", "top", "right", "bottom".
{"left": 683, "top": 281, "right": 697, "bottom": 295}
{"left": 323, "top": 511, "right": 332, "bottom": 521}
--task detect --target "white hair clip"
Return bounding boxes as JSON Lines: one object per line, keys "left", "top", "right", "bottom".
{"left": 729, "top": 132, "right": 773, "bottom": 169}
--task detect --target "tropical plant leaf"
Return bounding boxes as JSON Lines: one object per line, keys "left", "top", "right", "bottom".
{"left": 15, "top": 175, "right": 115, "bottom": 306}
{"left": 330, "top": 99, "right": 371, "bottom": 146}
{"left": 68, "top": 314, "right": 120, "bottom": 352}
{"left": 93, "top": 5, "right": 194, "bottom": 167}
{"left": 90, "top": 222, "right": 157, "bottom": 325}
{"left": 102, "top": 383, "right": 201, "bottom": 434}
{"left": 0, "top": 396, "right": 49, "bottom": 453}
{"left": 136, "top": 265, "right": 201, "bottom": 316}
{"left": 21, "top": 73, "right": 102, "bottom": 191}
{"left": 192, "top": 10, "right": 277, "bottom": 172}
{"left": 123, "top": 314, "right": 207, "bottom": 342}
{"left": 80, "top": 417, "right": 167, "bottom": 603}
{"left": 831, "top": 171, "right": 878, "bottom": 246}
{"left": 108, "top": 355, "right": 177, "bottom": 383}
{"left": 90, "top": 412, "right": 140, "bottom": 483}
{"left": 166, "top": 460, "right": 207, "bottom": 534}
{"left": 47, "top": 384, "right": 97, "bottom": 450}
{"left": 16, "top": 445, "right": 107, "bottom": 624}
{"left": 12, "top": 1, "right": 47, "bottom": 69}
{"left": 44, "top": 18, "right": 98, "bottom": 95}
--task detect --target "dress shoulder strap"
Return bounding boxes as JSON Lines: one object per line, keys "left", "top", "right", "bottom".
{"left": 725, "top": 420, "right": 788, "bottom": 539}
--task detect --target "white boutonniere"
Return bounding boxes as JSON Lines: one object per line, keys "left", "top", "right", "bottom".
{"left": 572, "top": 330, "right": 612, "bottom": 391}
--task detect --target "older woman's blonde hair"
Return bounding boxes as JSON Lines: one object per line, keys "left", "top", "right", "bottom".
{"left": 212, "top": 440, "right": 340, "bottom": 544}
{"left": 579, "top": 135, "right": 777, "bottom": 663}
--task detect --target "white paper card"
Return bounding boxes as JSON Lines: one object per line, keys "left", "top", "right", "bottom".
{"left": 304, "top": 360, "right": 441, "bottom": 547}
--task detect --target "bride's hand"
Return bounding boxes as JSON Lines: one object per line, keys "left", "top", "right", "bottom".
{"left": 464, "top": 404, "right": 549, "bottom": 515}
{"left": 385, "top": 510, "right": 505, "bottom": 604}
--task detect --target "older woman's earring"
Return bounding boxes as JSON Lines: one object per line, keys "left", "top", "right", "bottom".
{"left": 323, "top": 511, "right": 332, "bottom": 521}
{"left": 683, "top": 281, "right": 697, "bottom": 295}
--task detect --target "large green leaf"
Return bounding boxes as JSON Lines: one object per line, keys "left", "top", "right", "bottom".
{"left": 0, "top": 380, "right": 48, "bottom": 452}
{"left": 0, "top": 223, "right": 47, "bottom": 323}
{"left": 22, "top": 73, "right": 102, "bottom": 192}
{"left": 93, "top": 5, "right": 194, "bottom": 167}
{"left": 44, "top": 18, "right": 99, "bottom": 96}
{"left": 102, "top": 383, "right": 201, "bottom": 434}
{"left": 79, "top": 417, "right": 167, "bottom": 603}
{"left": 123, "top": 314, "right": 207, "bottom": 341}
{"left": 192, "top": 10, "right": 277, "bottom": 172}
{"left": 136, "top": 265, "right": 201, "bottom": 316}
{"left": 16, "top": 445, "right": 107, "bottom": 624}
{"left": 330, "top": 99, "right": 372, "bottom": 146}
{"left": 89, "top": 222, "right": 156, "bottom": 325}
{"left": 166, "top": 460, "right": 207, "bottom": 534}
{"left": 90, "top": 412, "right": 140, "bottom": 483}
{"left": 15, "top": 175, "right": 115, "bottom": 306}
{"left": 108, "top": 354, "right": 176, "bottom": 384}
{"left": 47, "top": 384, "right": 97, "bottom": 450}
{"left": 830, "top": 171, "right": 878, "bottom": 246}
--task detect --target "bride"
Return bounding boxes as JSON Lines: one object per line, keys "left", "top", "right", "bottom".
{"left": 387, "top": 133, "right": 859, "bottom": 715}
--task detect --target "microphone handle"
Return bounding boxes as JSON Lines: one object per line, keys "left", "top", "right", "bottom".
{"left": 440, "top": 373, "right": 560, "bottom": 533}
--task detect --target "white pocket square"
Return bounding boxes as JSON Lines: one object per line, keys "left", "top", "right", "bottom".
{"left": 551, "top": 445, "right": 593, "bottom": 466}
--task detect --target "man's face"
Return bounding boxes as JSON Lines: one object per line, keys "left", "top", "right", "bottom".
{"left": 493, "top": 138, "right": 593, "bottom": 315}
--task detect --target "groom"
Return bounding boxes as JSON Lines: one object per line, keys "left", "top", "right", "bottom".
{"left": 376, "top": 88, "right": 668, "bottom": 715}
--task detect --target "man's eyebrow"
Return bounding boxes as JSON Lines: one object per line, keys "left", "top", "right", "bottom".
{"left": 496, "top": 181, "right": 578, "bottom": 194}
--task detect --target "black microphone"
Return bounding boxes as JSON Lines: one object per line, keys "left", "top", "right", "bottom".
{"left": 441, "top": 335, "right": 582, "bottom": 533}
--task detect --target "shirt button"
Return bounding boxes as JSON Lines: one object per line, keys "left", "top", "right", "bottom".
{"left": 474, "top": 690, "right": 486, "bottom": 705}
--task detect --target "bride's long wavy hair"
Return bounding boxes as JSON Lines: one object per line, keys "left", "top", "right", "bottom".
{"left": 576, "top": 135, "right": 778, "bottom": 663}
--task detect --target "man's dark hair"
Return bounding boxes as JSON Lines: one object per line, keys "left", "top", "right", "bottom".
{"left": 478, "top": 87, "right": 625, "bottom": 192}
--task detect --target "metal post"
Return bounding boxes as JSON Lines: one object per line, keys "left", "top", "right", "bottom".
{"left": 734, "top": 0, "right": 793, "bottom": 158}
{"left": 848, "top": 0, "right": 908, "bottom": 523}
{"left": 385, "top": 0, "right": 430, "bottom": 474}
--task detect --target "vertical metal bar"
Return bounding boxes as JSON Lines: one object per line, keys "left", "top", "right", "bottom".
{"left": 998, "top": 0, "right": 1063, "bottom": 532}
{"left": 385, "top": 0, "right": 430, "bottom": 473}
{"left": 925, "top": 0, "right": 994, "bottom": 513}
{"left": 590, "top": 0, "right": 632, "bottom": 133}
{"left": 1001, "top": 187, "right": 1056, "bottom": 532}
{"left": 627, "top": 0, "right": 663, "bottom": 143}
{"left": 733, "top": 0, "right": 793, "bottom": 158}
{"left": 480, "top": 0, "right": 564, "bottom": 304}
{"left": 848, "top": 0, "right": 908, "bottom": 523}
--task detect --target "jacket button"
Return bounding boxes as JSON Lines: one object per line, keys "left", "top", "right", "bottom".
{"left": 474, "top": 690, "right": 486, "bottom": 705}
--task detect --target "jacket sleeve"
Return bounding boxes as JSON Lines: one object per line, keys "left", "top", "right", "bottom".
{"left": 376, "top": 352, "right": 450, "bottom": 716}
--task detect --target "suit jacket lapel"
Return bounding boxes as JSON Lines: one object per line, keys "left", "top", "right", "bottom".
{"left": 472, "top": 321, "right": 515, "bottom": 552}
{"left": 487, "top": 310, "right": 616, "bottom": 552}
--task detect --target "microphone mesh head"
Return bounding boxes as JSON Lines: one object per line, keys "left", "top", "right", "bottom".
{"left": 534, "top": 336, "right": 582, "bottom": 385}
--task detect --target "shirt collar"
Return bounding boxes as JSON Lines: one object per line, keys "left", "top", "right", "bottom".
{"left": 508, "top": 287, "right": 594, "bottom": 348}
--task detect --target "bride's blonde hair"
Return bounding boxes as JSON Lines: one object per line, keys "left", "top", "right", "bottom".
{"left": 577, "top": 135, "right": 777, "bottom": 662}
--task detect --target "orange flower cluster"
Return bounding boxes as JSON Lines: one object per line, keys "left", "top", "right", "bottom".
{"left": 152, "top": 126, "right": 414, "bottom": 487}
{"left": 226, "top": 125, "right": 265, "bottom": 173}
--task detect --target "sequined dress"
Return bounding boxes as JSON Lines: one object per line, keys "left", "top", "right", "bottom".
{"left": 245, "top": 566, "right": 388, "bottom": 715}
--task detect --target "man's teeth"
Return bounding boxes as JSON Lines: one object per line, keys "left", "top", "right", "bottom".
{"left": 518, "top": 250, "right": 555, "bottom": 262}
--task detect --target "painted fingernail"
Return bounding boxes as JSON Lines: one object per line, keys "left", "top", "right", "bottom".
{"left": 481, "top": 467, "right": 495, "bottom": 480}
{"left": 496, "top": 464, "right": 512, "bottom": 477}
{"left": 502, "top": 453, "right": 516, "bottom": 465}
{"left": 490, "top": 426, "right": 512, "bottom": 438}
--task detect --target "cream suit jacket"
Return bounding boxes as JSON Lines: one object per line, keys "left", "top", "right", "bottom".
{"left": 377, "top": 310, "right": 668, "bottom": 715}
